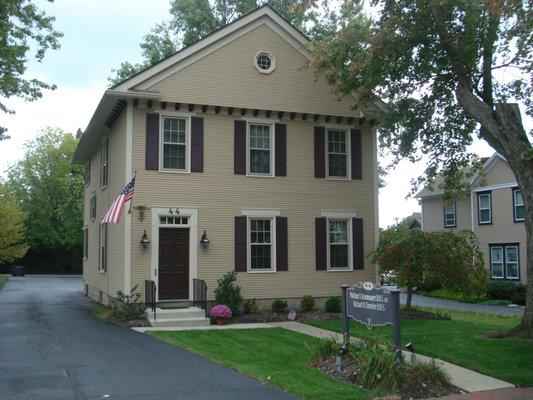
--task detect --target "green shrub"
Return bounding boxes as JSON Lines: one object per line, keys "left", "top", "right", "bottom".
{"left": 486, "top": 280, "right": 516, "bottom": 301}
{"left": 105, "top": 285, "right": 145, "bottom": 322}
{"left": 271, "top": 299, "right": 288, "bottom": 313}
{"left": 511, "top": 284, "right": 526, "bottom": 306}
{"left": 311, "top": 337, "right": 339, "bottom": 360}
{"left": 325, "top": 297, "right": 341, "bottom": 313}
{"left": 300, "top": 295, "right": 315, "bottom": 312}
{"left": 426, "top": 288, "right": 485, "bottom": 303}
{"left": 214, "top": 271, "right": 243, "bottom": 316}
{"left": 242, "top": 298, "right": 259, "bottom": 314}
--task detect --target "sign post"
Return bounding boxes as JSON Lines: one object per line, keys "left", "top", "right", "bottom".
{"left": 341, "top": 282, "right": 402, "bottom": 360}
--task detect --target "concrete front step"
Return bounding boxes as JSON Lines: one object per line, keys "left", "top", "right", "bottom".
{"left": 146, "top": 306, "right": 210, "bottom": 328}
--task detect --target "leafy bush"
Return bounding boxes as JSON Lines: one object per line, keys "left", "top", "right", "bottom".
{"left": 105, "top": 285, "right": 145, "bottom": 322}
{"left": 242, "top": 298, "right": 259, "bottom": 314}
{"left": 325, "top": 297, "right": 341, "bottom": 313}
{"left": 271, "top": 299, "right": 288, "bottom": 313}
{"left": 486, "top": 280, "right": 516, "bottom": 301}
{"left": 209, "top": 304, "right": 232, "bottom": 319}
{"left": 300, "top": 295, "right": 315, "bottom": 312}
{"left": 310, "top": 337, "right": 339, "bottom": 360}
{"left": 426, "top": 288, "right": 486, "bottom": 303}
{"left": 214, "top": 271, "right": 242, "bottom": 316}
{"left": 511, "top": 284, "right": 526, "bottom": 306}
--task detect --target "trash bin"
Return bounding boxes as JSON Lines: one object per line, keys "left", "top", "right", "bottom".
{"left": 11, "top": 265, "right": 25, "bottom": 277}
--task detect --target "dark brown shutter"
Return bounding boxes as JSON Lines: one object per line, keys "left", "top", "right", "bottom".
{"left": 351, "top": 128, "right": 362, "bottom": 180}
{"left": 275, "top": 123, "right": 287, "bottom": 176}
{"left": 234, "top": 120, "right": 246, "bottom": 174}
{"left": 145, "top": 113, "right": 159, "bottom": 170}
{"left": 191, "top": 116, "right": 204, "bottom": 172}
{"left": 315, "top": 217, "right": 327, "bottom": 270}
{"left": 276, "top": 216, "right": 288, "bottom": 271}
{"left": 352, "top": 217, "right": 364, "bottom": 269}
{"left": 314, "top": 126, "right": 325, "bottom": 178}
{"left": 235, "top": 216, "right": 247, "bottom": 272}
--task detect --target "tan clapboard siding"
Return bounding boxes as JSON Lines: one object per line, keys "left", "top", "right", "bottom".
{"left": 483, "top": 157, "right": 516, "bottom": 185}
{"left": 421, "top": 197, "right": 471, "bottom": 232}
{"left": 147, "top": 23, "right": 359, "bottom": 117}
{"left": 130, "top": 109, "right": 378, "bottom": 299}
{"left": 474, "top": 187, "right": 527, "bottom": 282}
{"left": 83, "top": 113, "right": 126, "bottom": 300}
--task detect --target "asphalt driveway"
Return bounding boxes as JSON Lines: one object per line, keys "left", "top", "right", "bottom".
{"left": 0, "top": 276, "right": 296, "bottom": 400}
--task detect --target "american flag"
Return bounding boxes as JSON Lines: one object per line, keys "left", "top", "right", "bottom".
{"left": 101, "top": 177, "right": 135, "bottom": 225}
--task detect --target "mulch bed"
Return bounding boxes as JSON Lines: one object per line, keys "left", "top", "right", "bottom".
{"left": 311, "top": 357, "right": 462, "bottom": 400}
{"left": 400, "top": 308, "right": 451, "bottom": 320}
{"left": 233, "top": 310, "right": 341, "bottom": 324}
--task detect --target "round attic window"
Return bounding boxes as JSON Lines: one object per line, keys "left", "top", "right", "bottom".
{"left": 254, "top": 52, "right": 276, "bottom": 74}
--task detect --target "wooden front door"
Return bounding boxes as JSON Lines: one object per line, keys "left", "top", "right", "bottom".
{"left": 158, "top": 228, "right": 189, "bottom": 300}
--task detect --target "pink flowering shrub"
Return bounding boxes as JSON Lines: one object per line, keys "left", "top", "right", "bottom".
{"left": 210, "top": 304, "right": 232, "bottom": 320}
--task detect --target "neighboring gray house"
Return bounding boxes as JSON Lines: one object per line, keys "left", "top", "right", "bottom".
{"left": 417, "top": 153, "right": 526, "bottom": 283}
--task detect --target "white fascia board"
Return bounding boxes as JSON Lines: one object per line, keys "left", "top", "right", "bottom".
{"left": 469, "top": 152, "right": 505, "bottom": 187}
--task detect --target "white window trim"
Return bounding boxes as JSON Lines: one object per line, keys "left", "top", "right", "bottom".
{"left": 159, "top": 114, "right": 192, "bottom": 173}
{"left": 89, "top": 192, "right": 96, "bottom": 222}
{"left": 325, "top": 128, "right": 351, "bottom": 180}
{"left": 513, "top": 188, "right": 525, "bottom": 222}
{"left": 247, "top": 216, "right": 277, "bottom": 273}
{"left": 505, "top": 246, "right": 519, "bottom": 280}
{"left": 321, "top": 210, "right": 357, "bottom": 219}
{"left": 98, "top": 223, "right": 107, "bottom": 274}
{"left": 490, "top": 246, "right": 504, "bottom": 279}
{"left": 246, "top": 121, "right": 275, "bottom": 177}
{"left": 82, "top": 226, "right": 88, "bottom": 261}
{"left": 478, "top": 192, "right": 492, "bottom": 224}
{"left": 241, "top": 208, "right": 281, "bottom": 217}
{"left": 254, "top": 51, "right": 276, "bottom": 74}
{"left": 99, "top": 138, "right": 108, "bottom": 190}
{"left": 444, "top": 201, "right": 456, "bottom": 228}
{"left": 326, "top": 218, "right": 353, "bottom": 272}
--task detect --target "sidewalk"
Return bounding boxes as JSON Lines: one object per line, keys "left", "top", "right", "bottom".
{"left": 434, "top": 387, "right": 533, "bottom": 399}
{"left": 269, "top": 321, "right": 515, "bottom": 393}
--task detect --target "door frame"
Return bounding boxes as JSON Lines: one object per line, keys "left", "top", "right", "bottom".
{"left": 151, "top": 207, "right": 198, "bottom": 302}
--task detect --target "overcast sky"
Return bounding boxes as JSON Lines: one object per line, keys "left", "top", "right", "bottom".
{"left": 0, "top": 0, "right": 526, "bottom": 228}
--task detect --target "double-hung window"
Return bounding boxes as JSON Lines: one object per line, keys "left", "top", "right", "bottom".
{"left": 89, "top": 192, "right": 97, "bottom": 221}
{"left": 162, "top": 116, "right": 188, "bottom": 171}
{"left": 477, "top": 191, "right": 492, "bottom": 224}
{"left": 443, "top": 201, "right": 456, "bottom": 228}
{"left": 490, "top": 244, "right": 519, "bottom": 280}
{"left": 100, "top": 139, "right": 108, "bottom": 189}
{"left": 249, "top": 218, "right": 274, "bottom": 271}
{"left": 327, "top": 129, "right": 349, "bottom": 178}
{"left": 248, "top": 123, "right": 272, "bottom": 175}
{"left": 99, "top": 223, "right": 107, "bottom": 273}
{"left": 512, "top": 188, "right": 524, "bottom": 222}
{"left": 328, "top": 219, "right": 350, "bottom": 269}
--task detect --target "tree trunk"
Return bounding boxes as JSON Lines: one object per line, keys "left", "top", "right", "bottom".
{"left": 491, "top": 104, "right": 533, "bottom": 338}
{"left": 406, "top": 287, "right": 413, "bottom": 311}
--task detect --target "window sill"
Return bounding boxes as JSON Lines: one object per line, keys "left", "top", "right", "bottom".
{"left": 247, "top": 269, "right": 277, "bottom": 274}
{"left": 326, "top": 267, "right": 354, "bottom": 272}
{"left": 325, "top": 176, "right": 350, "bottom": 181}
{"left": 513, "top": 219, "right": 525, "bottom": 223}
{"left": 158, "top": 169, "right": 191, "bottom": 174}
{"left": 478, "top": 221, "right": 492, "bottom": 225}
{"left": 100, "top": 185, "right": 107, "bottom": 191}
{"left": 246, "top": 173, "right": 275, "bottom": 178}
{"left": 99, "top": 270, "right": 106, "bottom": 274}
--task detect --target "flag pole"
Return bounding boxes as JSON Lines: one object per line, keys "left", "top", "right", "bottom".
{"left": 128, "top": 170, "right": 137, "bottom": 214}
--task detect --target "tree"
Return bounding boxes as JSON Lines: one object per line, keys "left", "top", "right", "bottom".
{"left": 0, "top": 184, "right": 28, "bottom": 264}
{"left": 372, "top": 227, "right": 486, "bottom": 310}
{"left": 6, "top": 128, "right": 83, "bottom": 273}
{"left": 311, "top": 1, "right": 532, "bottom": 337}
{"left": 0, "top": 0, "right": 62, "bottom": 140}
{"left": 109, "top": 0, "right": 320, "bottom": 85}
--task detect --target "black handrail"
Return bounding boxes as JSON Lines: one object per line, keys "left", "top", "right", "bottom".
{"left": 145, "top": 280, "right": 156, "bottom": 321}
{"left": 193, "top": 278, "right": 207, "bottom": 317}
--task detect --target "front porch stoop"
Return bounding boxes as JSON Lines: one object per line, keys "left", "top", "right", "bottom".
{"left": 146, "top": 307, "right": 210, "bottom": 328}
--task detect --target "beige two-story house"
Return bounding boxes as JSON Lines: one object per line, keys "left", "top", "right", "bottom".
{"left": 72, "top": 5, "right": 381, "bottom": 313}
{"left": 417, "top": 153, "right": 526, "bottom": 283}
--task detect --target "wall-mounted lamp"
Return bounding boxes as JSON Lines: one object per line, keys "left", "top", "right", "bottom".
{"left": 200, "top": 230, "right": 210, "bottom": 251}
{"left": 140, "top": 230, "right": 151, "bottom": 250}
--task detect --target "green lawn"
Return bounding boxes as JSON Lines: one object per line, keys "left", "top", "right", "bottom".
{"left": 151, "top": 328, "right": 375, "bottom": 400}
{"left": 0, "top": 275, "right": 8, "bottom": 290}
{"left": 308, "top": 309, "right": 533, "bottom": 386}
